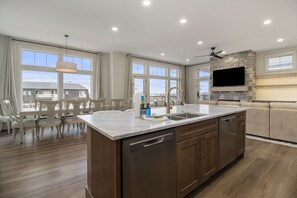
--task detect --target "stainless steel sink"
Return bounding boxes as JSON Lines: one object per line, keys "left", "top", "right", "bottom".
{"left": 167, "top": 113, "right": 205, "bottom": 121}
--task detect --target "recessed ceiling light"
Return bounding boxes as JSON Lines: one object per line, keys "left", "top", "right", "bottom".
{"left": 161, "top": 53, "right": 165, "bottom": 56}
{"left": 142, "top": 0, "right": 151, "bottom": 6}
{"left": 222, "top": 51, "right": 226, "bottom": 54}
{"left": 277, "top": 38, "right": 284, "bottom": 42}
{"left": 180, "top": 18, "right": 187, "bottom": 24}
{"left": 263, "top": 19, "right": 272, "bottom": 25}
{"left": 112, "top": 27, "right": 118, "bottom": 31}
{"left": 197, "top": 41, "right": 203, "bottom": 45}
{"left": 186, "top": 59, "right": 190, "bottom": 62}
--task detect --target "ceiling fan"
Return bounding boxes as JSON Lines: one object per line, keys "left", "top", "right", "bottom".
{"left": 195, "top": 47, "right": 223, "bottom": 59}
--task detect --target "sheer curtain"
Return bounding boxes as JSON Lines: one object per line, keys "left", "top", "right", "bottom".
{"left": 124, "top": 54, "right": 132, "bottom": 99}
{"left": 0, "top": 35, "right": 19, "bottom": 130}
{"left": 94, "top": 53, "right": 103, "bottom": 99}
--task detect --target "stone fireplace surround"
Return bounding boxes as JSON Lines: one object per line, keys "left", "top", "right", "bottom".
{"left": 210, "top": 50, "right": 256, "bottom": 102}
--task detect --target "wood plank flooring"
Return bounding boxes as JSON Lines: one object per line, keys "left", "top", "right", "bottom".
{"left": 1, "top": 129, "right": 297, "bottom": 198}
{"left": 192, "top": 138, "right": 297, "bottom": 198}
{"left": 0, "top": 128, "right": 87, "bottom": 198}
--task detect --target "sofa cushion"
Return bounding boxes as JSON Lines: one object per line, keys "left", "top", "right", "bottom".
{"left": 270, "top": 102, "right": 297, "bottom": 110}
{"left": 197, "top": 100, "right": 217, "bottom": 105}
{"left": 241, "top": 102, "right": 270, "bottom": 108}
{"left": 218, "top": 101, "right": 240, "bottom": 106}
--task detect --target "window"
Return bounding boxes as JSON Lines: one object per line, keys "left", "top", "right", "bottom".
{"left": 132, "top": 59, "right": 182, "bottom": 104}
{"left": 22, "top": 70, "right": 58, "bottom": 108}
{"left": 149, "top": 79, "right": 166, "bottom": 102}
{"left": 198, "top": 67, "right": 210, "bottom": 77}
{"left": 63, "top": 73, "right": 91, "bottom": 99}
{"left": 64, "top": 56, "right": 92, "bottom": 71}
{"left": 134, "top": 78, "right": 144, "bottom": 94}
{"left": 197, "top": 66, "right": 210, "bottom": 100}
{"left": 170, "top": 69, "right": 178, "bottom": 78}
{"left": 21, "top": 49, "right": 58, "bottom": 67}
{"left": 150, "top": 66, "right": 166, "bottom": 76}
{"left": 18, "top": 43, "right": 96, "bottom": 109}
{"left": 265, "top": 52, "right": 296, "bottom": 72}
{"left": 133, "top": 63, "right": 145, "bottom": 75}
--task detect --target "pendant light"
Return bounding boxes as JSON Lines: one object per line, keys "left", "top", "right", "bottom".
{"left": 56, "top": 35, "right": 77, "bottom": 73}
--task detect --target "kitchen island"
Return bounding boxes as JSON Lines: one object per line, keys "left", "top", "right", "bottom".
{"left": 79, "top": 104, "right": 248, "bottom": 198}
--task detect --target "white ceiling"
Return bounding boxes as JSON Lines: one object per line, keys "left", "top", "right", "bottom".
{"left": 0, "top": 0, "right": 297, "bottom": 65}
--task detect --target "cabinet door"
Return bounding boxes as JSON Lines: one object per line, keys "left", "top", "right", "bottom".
{"left": 177, "top": 136, "right": 202, "bottom": 198}
{"left": 236, "top": 121, "right": 246, "bottom": 156}
{"left": 201, "top": 130, "right": 218, "bottom": 181}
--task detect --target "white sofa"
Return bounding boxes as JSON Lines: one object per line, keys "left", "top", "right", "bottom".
{"left": 197, "top": 100, "right": 297, "bottom": 143}
{"left": 197, "top": 100, "right": 218, "bottom": 105}
{"left": 217, "top": 101, "right": 240, "bottom": 106}
{"left": 240, "top": 102, "right": 270, "bottom": 138}
{"left": 270, "top": 102, "right": 297, "bottom": 143}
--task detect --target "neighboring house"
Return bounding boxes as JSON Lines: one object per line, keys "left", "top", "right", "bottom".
{"left": 22, "top": 82, "right": 89, "bottom": 108}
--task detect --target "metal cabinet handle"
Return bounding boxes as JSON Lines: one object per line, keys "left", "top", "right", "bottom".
{"left": 130, "top": 133, "right": 173, "bottom": 149}
{"left": 221, "top": 116, "right": 236, "bottom": 122}
{"left": 143, "top": 137, "right": 165, "bottom": 147}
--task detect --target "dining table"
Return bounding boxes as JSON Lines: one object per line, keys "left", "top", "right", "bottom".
{"left": 18, "top": 105, "right": 113, "bottom": 144}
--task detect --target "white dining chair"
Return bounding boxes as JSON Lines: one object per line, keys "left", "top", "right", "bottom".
{"left": 123, "top": 98, "right": 132, "bottom": 110}
{"left": 36, "top": 100, "right": 62, "bottom": 141}
{"left": 111, "top": 99, "right": 124, "bottom": 111}
{"left": 89, "top": 99, "right": 105, "bottom": 113}
{"left": 1, "top": 99, "right": 35, "bottom": 142}
{"left": 0, "top": 115, "right": 12, "bottom": 134}
{"left": 63, "top": 100, "right": 86, "bottom": 136}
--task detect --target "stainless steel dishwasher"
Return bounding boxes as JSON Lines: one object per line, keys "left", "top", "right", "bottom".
{"left": 219, "top": 114, "right": 237, "bottom": 169}
{"left": 122, "top": 129, "right": 176, "bottom": 198}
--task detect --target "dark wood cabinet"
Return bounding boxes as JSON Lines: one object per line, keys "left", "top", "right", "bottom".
{"left": 176, "top": 136, "right": 202, "bottom": 198}
{"left": 236, "top": 112, "right": 246, "bottom": 156}
{"left": 176, "top": 119, "right": 218, "bottom": 198}
{"left": 200, "top": 130, "right": 218, "bottom": 181}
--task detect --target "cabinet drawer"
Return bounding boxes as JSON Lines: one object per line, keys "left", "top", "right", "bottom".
{"left": 176, "top": 119, "right": 218, "bottom": 142}
{"left": 236, "top": 112, "right": 246, "bottom": 122}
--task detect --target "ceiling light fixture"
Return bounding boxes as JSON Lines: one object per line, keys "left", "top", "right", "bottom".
{"left": 180, "top": 18, "right": 187, "bottom": 24}
{"left": 161, "top": 53, "right": 165, "bottom": 56}
{"left": 56, "top": 35, "right": 77, "bottom": 73}
{"left": 263, "top": 19, "right": 272, "bottom": 25}
{"left": 277, "top": 38, "right": 284, "bottom": 42}
{"left": 186, "top": 59, "right": 190, "bottom": 62}
{"left": 197, "top": 41, "right": 203, "bottom": 45}
{"left": 112, "top": 27, "right": 118, "bottom": 31}
{"left": 222, "top": 51, "right": 226, "bottom": 54}
{"left": 142, "top": 0, "right": 151, "bottom": 6}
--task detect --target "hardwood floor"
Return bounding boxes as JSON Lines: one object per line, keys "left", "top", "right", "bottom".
{"left": 1, "top": 130, "right": 297, "bottom": 198}
{"left": 0, "top": 128, "right": 87, "bottom": 198}
{"left": 192, "top": 138, "right": 297, "bottom": 198}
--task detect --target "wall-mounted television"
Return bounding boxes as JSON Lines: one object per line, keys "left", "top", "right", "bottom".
{"left": 213, "top": 67, "right": 245, "bottom": 87}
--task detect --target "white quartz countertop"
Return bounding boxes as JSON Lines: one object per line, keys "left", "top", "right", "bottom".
{"left": 78, "top": 104, "right": 248, "bottom": 141}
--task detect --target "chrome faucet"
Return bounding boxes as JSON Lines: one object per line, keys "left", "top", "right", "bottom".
{"left": 166, "top": 87, "right": 185, "bottom": 114}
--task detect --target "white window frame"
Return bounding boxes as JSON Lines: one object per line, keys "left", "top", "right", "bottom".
{"left": 264, "top": 51, "right": 296, "bottom": 73}
{"left": 132, "top": 58, "right": 182, "bottom": 103}
{"left": 197, "top": 65, "right": 210, "bottom": 100}
{"left": 15, "top": 41, "right": 97, "bottom": 109}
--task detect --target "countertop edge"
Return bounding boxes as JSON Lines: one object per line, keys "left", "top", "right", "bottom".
{"left": 79, "top": 108, "right": 247, "bottom": 141}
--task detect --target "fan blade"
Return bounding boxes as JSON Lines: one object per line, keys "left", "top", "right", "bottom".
{"left": 215, "top": 50, "right": 223, "bottom": 55}
{"left": 194, "top": 55, "right": 210, "bottom": 58}
{"left": 213, "top": 54, "right": 223, "bottom": 59}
